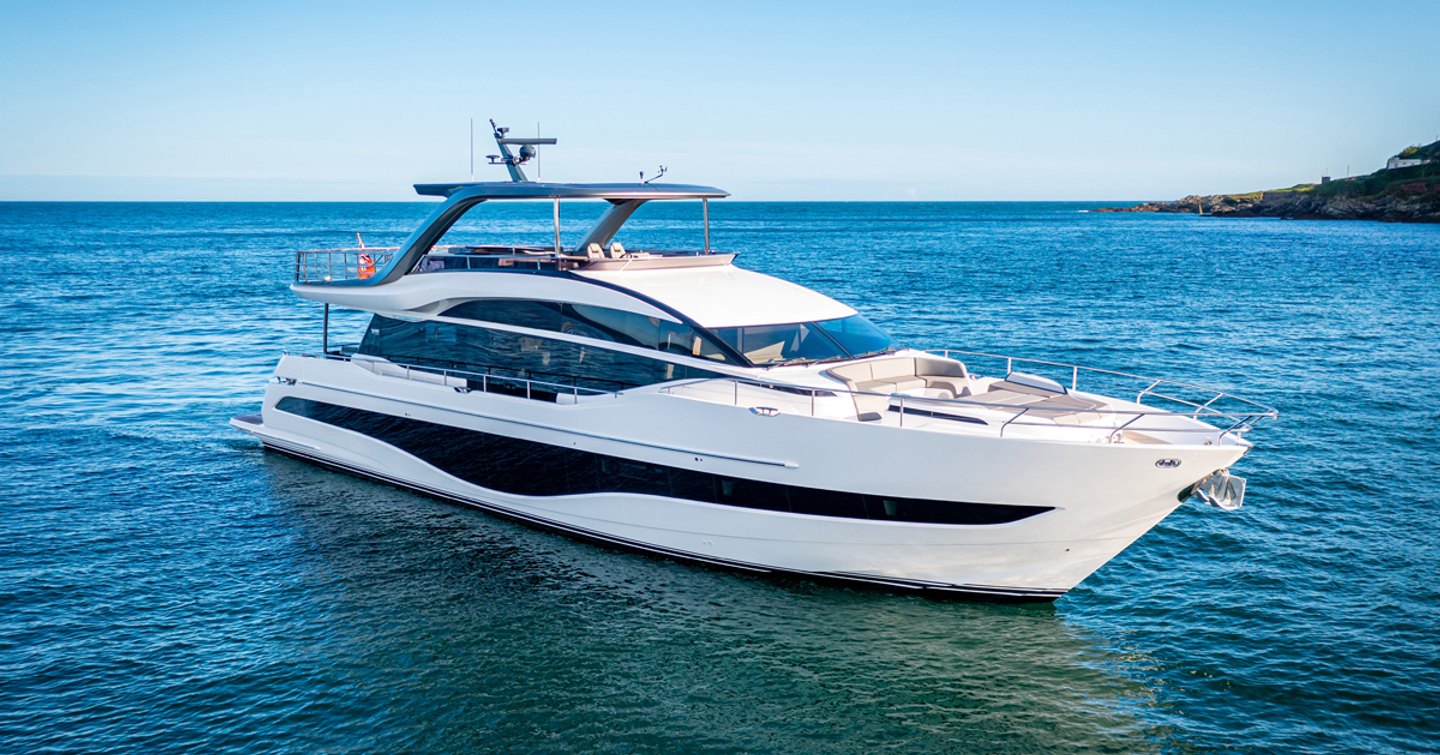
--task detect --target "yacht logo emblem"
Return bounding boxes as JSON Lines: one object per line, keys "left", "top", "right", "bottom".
{"left": 1155, "top": 458, "right": 1182, "bottom": 469}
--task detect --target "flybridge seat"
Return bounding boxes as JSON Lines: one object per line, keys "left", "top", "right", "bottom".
{"left": 583, "top": 242, "right": 652, "bottom": 260}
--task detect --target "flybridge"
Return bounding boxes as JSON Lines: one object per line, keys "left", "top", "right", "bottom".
{"left": 294, "top": 119, "right": 729, "bottom": 287}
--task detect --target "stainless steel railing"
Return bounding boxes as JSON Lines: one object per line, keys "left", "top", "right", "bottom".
{"left": 285, "top": 351, "right": 621, "bottom": 401}
{"left": 924, "top": 348, "right": 1277, "bottom": 419}
{"left": 286, "top": 349, "right": 1275, "bottom": 440}
{"left": 294, "top": 248, "right": 399, "bottom": 284}
{"left": 659, "top": 350, "right": 1277, "bottom": 439}
{"left": 412, "top": 252, "right": 567, "bottom": 274}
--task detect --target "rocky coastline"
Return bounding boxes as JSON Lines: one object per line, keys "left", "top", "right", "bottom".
{"left": 1095, "top": 189, "right": 1439, "bottom": 222}
{"left": 1096, "top": 140, "right": 1440, "bottom": 222}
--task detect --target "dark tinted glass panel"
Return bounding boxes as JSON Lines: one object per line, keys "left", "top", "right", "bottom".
{"left": 565, "top": 304, "right": 659, "bottom": 347}
{"left": 441, "top": 299, "right": 733, "bottom": 364}
{"left": 814, "top": 315, "right": 898, "bottom": 358}
{"left": 599, "top": 457, "right": 671, "bottom": 497}
{"left": 445, "top": 299, "right": 562, "bottom": 331}
{"left": 712, "top": 322, "right": 847, "bottom": 365}
{"left": 358, "top": 315, "right": 720, "bottom": 393}
{"left": 275, "top": 397, "right": 1054, "bottom": 526}
{"left": 788, "top": 486, "right": 868, "bottom": 518}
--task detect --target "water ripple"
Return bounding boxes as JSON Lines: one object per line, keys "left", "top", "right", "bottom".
{"left": 1, "top": 201, "right": 1436, "bottom": 752}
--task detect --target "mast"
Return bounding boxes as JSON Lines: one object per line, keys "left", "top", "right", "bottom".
{"left": 486, "top": 120, "right": 556, "bottom": 182}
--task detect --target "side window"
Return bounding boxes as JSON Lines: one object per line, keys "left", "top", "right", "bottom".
{"left": 445, "top": 299, "right": 562, "bottom": 331}
{"left": 442, "top": 299, "right": 734, "bottom": 364}
{"left": 359, "top": 314, "right": 722, "bottom": 391}
{"left": 657, "top": 321, "right": 726, "bottom": 361}
{"left": 361, "top": 316, "right": 426, "bottom": 364}
{"left": 564, "top": 304, "right": 660, "bottom": 347}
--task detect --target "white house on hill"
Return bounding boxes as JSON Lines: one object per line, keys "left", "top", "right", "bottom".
{"left": 1386, "top": 156, "right": 1428, "bottom": 170}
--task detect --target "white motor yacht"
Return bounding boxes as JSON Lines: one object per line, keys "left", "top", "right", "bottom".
{"left": 232, "top": 122, "right": 1275, "bottom": 601}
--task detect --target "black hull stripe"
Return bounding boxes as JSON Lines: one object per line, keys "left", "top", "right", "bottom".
{"left": 275, "top": 397, "right": 1053, "bottom": 527}
{"left": 260, "top": 440, "right": 1065, "bottom": 602}
{"left": 298, "top": 380, "right": 794, "bottom": 468}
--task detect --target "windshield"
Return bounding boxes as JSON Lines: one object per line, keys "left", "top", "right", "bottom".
{"left": 711, "top": 314, "right": 899, "bottom": 366}
{"left": 813, "top": 315, "right": 897, "bottom": 358}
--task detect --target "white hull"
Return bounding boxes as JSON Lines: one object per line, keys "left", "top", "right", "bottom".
{"left": 233, "top": 355, "right": 1251, "bottom": 601}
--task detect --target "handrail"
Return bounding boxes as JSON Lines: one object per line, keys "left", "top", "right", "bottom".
{"left": 295, "top": 247, "right": 399, "bottom": 284}
{"left": 657, "top": 349, "right": 1277, "bottom": 439}
{"left": 286, "top": 348, "right": 1277, "bottom": 439}
{"left": 663, "top": 372, "right": 1269, "bottom": 423}
{"left": 284, "top": 351, "right": 622, "bottom": 400}
{"left": 926, "top": 348, "right": 1277, "bottom": 417}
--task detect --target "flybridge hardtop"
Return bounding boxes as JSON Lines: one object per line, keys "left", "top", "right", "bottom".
{"left": 235, "top": 119, "right": 1275, "bottom": 601}
{"left": 303, "top": 124, "right": 731, "bottom": 289}
{"left": 412, "top": 181, "right": 729, "bottom": 200}
{"left": 418, "top": 118, "right": 725, "bottom": 201}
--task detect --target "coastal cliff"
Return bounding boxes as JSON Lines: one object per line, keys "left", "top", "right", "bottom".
{"left": 1097, "top": 140, "right": 1440, "bottom": 222}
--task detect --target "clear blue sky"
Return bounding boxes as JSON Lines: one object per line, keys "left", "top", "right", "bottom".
{"left": 1, "top": 0, "right": 1435, "bottom": 201}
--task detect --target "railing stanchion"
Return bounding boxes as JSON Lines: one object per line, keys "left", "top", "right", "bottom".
{"left": 999, "top": 407, "right": 1030, "bottom": 438}
{"left": 898, "top": 395, "right": 904, "bottom": 427}
{"left": 553, "top": 198, "right": 562, "bottom": 253}
{"left": 1072, "top": 366, "right": 1078, "bottom": 391}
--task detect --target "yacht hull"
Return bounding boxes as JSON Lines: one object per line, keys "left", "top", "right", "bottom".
{"left": 233, "top": 355, "right": 1250, "bottom": 601}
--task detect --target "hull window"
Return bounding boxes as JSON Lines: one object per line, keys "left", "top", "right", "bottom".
{"left": 275, "top": 397, "right": 1052, "bottom": 526}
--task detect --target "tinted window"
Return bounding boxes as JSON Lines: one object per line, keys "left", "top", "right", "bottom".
{"left": 712, "top": 316, "right": 901, "bottom": 366}
{"left": 446, "top": 299, "right": 562, "bottom": 331}
{"left": 443, "top": 299, "right": 732, "bottom": 364}
{"left": 359, "top": 315, "right": 719, "bottom": 392}
{"left": 813, "top": 315, "right": 897, "bottom": 358}
{"left": 711, "top": 322, "right": 846, "bottom": 365}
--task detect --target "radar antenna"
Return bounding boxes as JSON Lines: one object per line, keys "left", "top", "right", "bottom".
{"left": 485, "top": 119, "right": 556, "bottom": 182}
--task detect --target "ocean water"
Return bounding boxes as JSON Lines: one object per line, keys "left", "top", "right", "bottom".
{"left": 1, "top": 200, "right": 1437, "bottom": 753}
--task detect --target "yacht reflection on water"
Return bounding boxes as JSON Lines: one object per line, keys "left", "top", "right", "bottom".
{"left": 261, "top": 453, "right": 1168, "bottom": 751}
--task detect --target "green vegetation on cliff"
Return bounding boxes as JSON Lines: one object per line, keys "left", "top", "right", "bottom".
{"left": 1096, "top": 139, "right": 1440, "bottom": 222}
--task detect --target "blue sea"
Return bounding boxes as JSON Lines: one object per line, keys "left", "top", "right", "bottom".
{"left": 1, "top": 200, "right": 1437, "bottom": 753}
